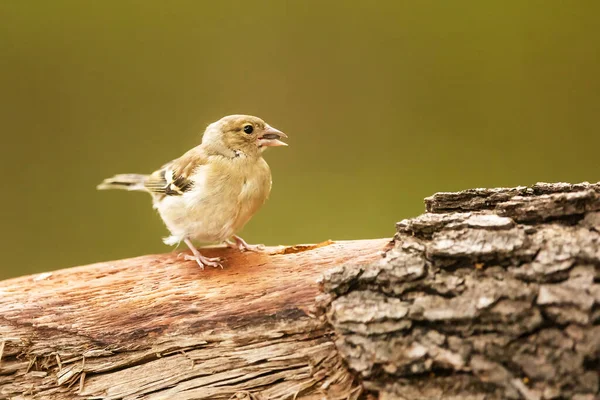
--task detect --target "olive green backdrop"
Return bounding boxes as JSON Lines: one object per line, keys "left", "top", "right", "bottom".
{"left": 1, "top": 1, "right": 598, "bottom": 280}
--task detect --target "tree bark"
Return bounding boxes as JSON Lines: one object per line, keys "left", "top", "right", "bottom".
{"left": 1, "top": 182, "right": 599, "bottom": 400}
{"left": 321, "top": 182, "right": 600, "bottom": 400}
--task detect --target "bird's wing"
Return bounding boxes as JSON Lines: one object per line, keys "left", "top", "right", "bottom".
{"left": 144, "top": 147, "right": 207, "bottom": 196}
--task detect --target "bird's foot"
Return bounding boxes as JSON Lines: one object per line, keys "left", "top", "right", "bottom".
{"left": 230, "top": 235, "right": 265, "bottom": 253}
{"left": 239, "top": 243, "right": 265, "bottom": 252}
{"left": 181, "top": 238, "right": 223, "bottom": 269}
{"left": 178, "top": 253, "right": 222, "bottom": 269}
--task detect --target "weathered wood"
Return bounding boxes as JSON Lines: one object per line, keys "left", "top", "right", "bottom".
{"left": 0, "top": 239, "right": 388, "bottom": 399}
{"left": 321, "top": 182, "right": 600, "bottom": 400}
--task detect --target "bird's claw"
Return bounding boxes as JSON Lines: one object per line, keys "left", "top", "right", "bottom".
{"left": 239, "top": 243, "right": 265, "bottom": 252}
{"left": 229, "top": 236, "right": 265, "bottom": 253}
{"left": 227, "top": 241, "right": 265, "bottom": 252}
{"left": 178, "top": 253, "right": 222, "bottom": 269}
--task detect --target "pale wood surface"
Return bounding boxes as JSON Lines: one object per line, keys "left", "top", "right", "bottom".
{"left": 0, "top": 239, "right": 389, "bottom": 399}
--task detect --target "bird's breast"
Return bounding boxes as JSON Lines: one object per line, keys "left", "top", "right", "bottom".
{"left": 231, "top": 158, "right": 272, "bottom": 231}
{"left": 156, "top": 156, "right": 272, "bottom": 242}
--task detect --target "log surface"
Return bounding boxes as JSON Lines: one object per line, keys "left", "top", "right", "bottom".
{"left": 0, "top": 239, "right": 388, "bottom": 399}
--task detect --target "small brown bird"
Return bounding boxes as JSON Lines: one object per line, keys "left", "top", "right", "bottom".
{"left": 97, "top": 115, "right": 288, "bottom": 269}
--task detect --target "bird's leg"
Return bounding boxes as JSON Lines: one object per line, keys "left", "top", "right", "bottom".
{"left": 181, "top": 238, "right": 222, "bottom": 269}
{"left": 230, "top": 235, "right": 265, "bottom": 252}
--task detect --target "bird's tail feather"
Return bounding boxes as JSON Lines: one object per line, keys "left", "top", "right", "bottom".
{"left": 97, "top": 173, "right": 148, "bottom": 191}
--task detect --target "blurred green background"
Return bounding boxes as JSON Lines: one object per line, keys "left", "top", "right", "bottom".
{"left": 1, "top": 1, "right": 598, "bottom": 280}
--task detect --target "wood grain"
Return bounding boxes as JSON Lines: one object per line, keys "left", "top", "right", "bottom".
{"left": 0, "top": 239, "right": 389, "bottom": 399}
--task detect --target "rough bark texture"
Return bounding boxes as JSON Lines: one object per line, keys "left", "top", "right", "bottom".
{"left": 0, "top": 240, "right": 387, "bottom": 399}
{"left": 320, "top": 182, "right": 600, "bottom": 400}
{"left": 2, "top": 182, "right": 599, "bottom": 400}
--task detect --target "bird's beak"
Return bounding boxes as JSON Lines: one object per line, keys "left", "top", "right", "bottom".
{"left": 258, "top": 125, "right": 288, "bottom": 147}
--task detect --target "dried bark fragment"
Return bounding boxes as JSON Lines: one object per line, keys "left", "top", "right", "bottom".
{"left": 497, "top": 190, "right": 600, "bottom": 223}
{"left": 425, "top": 181, "right": 600, "bottom": 214}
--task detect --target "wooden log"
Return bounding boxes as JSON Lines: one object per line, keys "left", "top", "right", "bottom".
{"left": 2, "top": 181, "right": 599, "bottom": 400}
{"left": 0, "top": 239, "right": 388, "bottom": 399}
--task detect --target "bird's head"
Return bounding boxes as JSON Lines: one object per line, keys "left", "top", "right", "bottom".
{"left": 202, "top": 115, "right": 288, "bottom": 157}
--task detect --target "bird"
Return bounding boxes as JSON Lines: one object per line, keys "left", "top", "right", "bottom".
{"left": 97, "top": 115, "right": 288, "bottom": 269}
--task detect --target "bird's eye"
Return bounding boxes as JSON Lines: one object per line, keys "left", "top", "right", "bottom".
{"left": 243, "top": 125, "right": 254, "bottom": 134}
